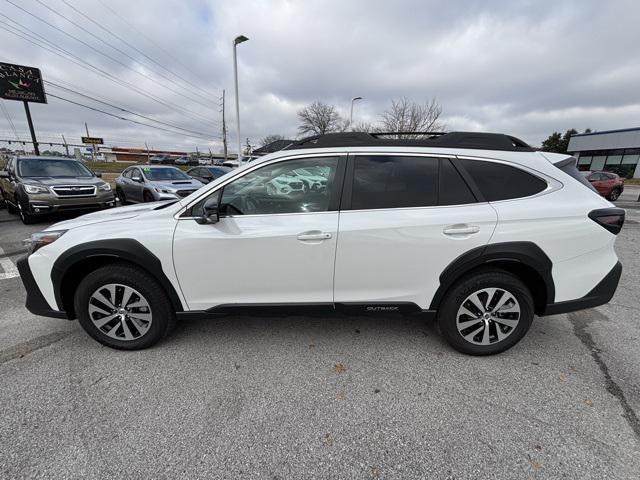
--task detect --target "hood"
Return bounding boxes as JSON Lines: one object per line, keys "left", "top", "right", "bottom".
{"left": 148, "top": 179, "right": 202, "bottom": 190}
{"left": 22, "top": 176, "right": 105, "bottom": 186}
{"left": 45, "top": 201, "right": 175, "bottom": 231}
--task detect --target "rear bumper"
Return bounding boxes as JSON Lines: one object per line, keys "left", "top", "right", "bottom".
{"left": 16, "top": 255, "right": 68, "bottom": 319}
{"left": 541, "top": 261, "right": 622, "bottom": 316}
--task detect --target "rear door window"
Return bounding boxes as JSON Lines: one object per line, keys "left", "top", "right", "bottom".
{"left": 351, "top": 156, "right": 438, "bottom": 210}
{"left": 458, "top": 159, "right": 547, "bottom": 201}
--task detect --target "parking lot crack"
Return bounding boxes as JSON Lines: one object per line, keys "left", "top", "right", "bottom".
{"left": 0, "top": 331, "right": 71, "bottom": 365}
{"left": 568, "top": 311, "right": 640, "bottom": 442}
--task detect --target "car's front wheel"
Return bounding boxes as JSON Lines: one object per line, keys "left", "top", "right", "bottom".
{"left": 17, "top": 196, "right": 37, "bottom": 224}
{"left": 116, "top": 187, "right": 127, "bottom": 205}
{"left": 437, "top": 268, "right": 534, "bottom": 355}
{"left": 74, "top": 263, "right": 176, "bottom": 350}
{"left": 143, "top": 190, "right": 154, "bottom": 202}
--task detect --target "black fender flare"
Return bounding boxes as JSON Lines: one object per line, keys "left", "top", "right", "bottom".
{"left": 51, "top": 239, "right": 184, "bottom": 314}
{"left": 428, "top": 241, "right": 555, "bottom": 311}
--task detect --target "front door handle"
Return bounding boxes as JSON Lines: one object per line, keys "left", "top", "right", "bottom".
{"left": 297, "top": 231, "right": 332, "bottom": 241}
{"left": 443, "top": 224, "right": 480, "bottom": 236}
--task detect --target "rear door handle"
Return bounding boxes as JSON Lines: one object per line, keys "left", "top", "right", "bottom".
{"left": 443, "top": 224, "right": 480, "bottom": 236}
{"left": 297, "top": 231, "right": 332, "bottom": 241}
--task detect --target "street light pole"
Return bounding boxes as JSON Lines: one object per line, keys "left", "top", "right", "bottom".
{"left": 233, "top": 35, "right": 249, "bottom": 159}
{"left": 349, "top": 96, "right": 363, "bottom": 126}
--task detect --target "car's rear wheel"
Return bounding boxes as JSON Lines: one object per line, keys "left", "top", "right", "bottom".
{"left": 1, "top": 190, "right": 15, "bottom": 213}
{"left": 143, "top": 190, "right": 154, "bottom": 202}
{"left": 437, "top": 269, "right": 534, "bottom": 355}
{"left": 607, "top": 188, "right": 621, "bottom": 201}
{"left": 74, "top": 263, "right": 176, "bottom": 350}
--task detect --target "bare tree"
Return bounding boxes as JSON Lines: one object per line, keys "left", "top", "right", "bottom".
{"left": 380, "top": 97, "right": 444, "bottom": 138}
{"left": 297, "top": 101, "right": 346, "bottom": 136}
{"left": 350, "top": 121, "right": 376, "bottom": 133}
{"left": 259, "top": 134, "right": 286, "bottom": 147}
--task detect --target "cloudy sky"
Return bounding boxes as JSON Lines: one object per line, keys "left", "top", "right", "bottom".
{"left": 1, "top": 0, "right": 639, "bottom": 153}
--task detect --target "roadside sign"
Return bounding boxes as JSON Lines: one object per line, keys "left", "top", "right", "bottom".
{"left": 82, "top": 136, "right": 104, "bottom": 145}
{"left": 0, "top": 62, "right": 47, "bottom": 104}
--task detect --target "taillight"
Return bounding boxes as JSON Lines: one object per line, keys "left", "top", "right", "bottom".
{"left": 589, "top": 208, "right": 625, "bottom": 235}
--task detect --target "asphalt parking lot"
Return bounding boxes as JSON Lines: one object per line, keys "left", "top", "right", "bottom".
{"left": 1, "top": 202, "right": 639, "bottom": 479}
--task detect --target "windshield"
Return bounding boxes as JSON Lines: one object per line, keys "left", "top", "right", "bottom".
{"left": 208, "top": 167, "right": 232, "bottom": 175}
{"left": 293, "top": 167, "right": 329, "bottom": 177}
{"left": 18, "top": 158, "right": 93, "bottom": 178}
{"left": 142, "top": 167, "right": 190, "bottom": 181}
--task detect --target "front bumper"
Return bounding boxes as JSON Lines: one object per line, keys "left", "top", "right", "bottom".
{"left": 16, "top": 256, "right": 68, "bottom": 319}
{"left": 25, "top": 191, "right": 116, "bottom": 215}
{"left": 541, "top": 261, "right": 622, "bottom": 316}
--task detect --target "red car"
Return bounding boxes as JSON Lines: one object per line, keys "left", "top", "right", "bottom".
{"left": 581, "top": 170, "right": 625, "bottom": 201}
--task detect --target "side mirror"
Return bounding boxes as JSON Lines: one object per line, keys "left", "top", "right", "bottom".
{"left": 0, "top": 171, "right": 9, "bottom": 178}
{"left": 94, "top": 171, "right": 102, "bottom": 178}
{"left": 195, "top": 196, "right": 219, "bottom": 224}
{"left": 132, "top": 176, "right": 142, "bottom": 183}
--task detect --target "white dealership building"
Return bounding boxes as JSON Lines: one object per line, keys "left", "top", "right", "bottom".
{"left": 567, "top": 127, "right": 640, "bottom": 178}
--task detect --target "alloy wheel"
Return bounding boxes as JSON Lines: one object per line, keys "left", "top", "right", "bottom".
{"left": 88, "top": 283, "right": 152, "bottom": 341}
{"left": 456, "top": 288, "right": 521, "bottom": 345}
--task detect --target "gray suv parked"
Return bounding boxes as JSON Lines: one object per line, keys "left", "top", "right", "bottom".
{"left": 0, "top": 156, "right": 115, "bottom": 224}
{"left": 115, "top": 165, "right": 203, "bottom": 203}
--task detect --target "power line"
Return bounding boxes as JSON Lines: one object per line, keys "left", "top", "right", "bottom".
{"left": 95, "top": 0, "right": 208, "bottom": 83}
{"left": 7, "top": 0, "right": 218, "bottom": 110}
{"left": 34, "top": 0, "right": 219, "bottom": 107}
{"left": 45, "top": 81, "right": 215, "bottom": 138}
{"left": 47, "top": 92, "right": 218, "bottom": 141}
{"left": 0, "top": 100, "right": 20, "bottom": 141}
{"left": 0, "top": 18, "right": 220, "bottom": 128}
{"left": 60, "top": 0, "right": 219, "bottom": 101}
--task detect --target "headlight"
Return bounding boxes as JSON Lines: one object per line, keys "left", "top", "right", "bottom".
{"left": 24, "top": 230, "right": 67, "bottom": 254}
{"left": 98, "top": 182, "right": 111, "bottom": 191}
{"left": 23, "top": 184, "right": 49, "bottom": 194}
{"left": 154, "top": 187, "right": 176, "bottom": 193}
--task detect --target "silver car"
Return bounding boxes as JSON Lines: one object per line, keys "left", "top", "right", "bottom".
{"left": 115, "top": 165, "right": 204, "bottom": 204}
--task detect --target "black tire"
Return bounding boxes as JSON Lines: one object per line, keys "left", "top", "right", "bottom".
{"left": 143, "top": 190, "right": 154, "bottom": 202}
{"left": 2, "top": 191, "right": 18, "bottom": 214}
{"left": 17, "top": 196, "right": 37, "bottom": 224}
{"left": 437, "top": 268, "right": 534, "bottom": 356}
{"left": 607, "top": 188, "right": 621, "bottom": 201}
{"left": 74, "top": 263, "right": 176, "bottom": 350}
{"left": 116, "top": 187, "right": 127, "bottom": 205}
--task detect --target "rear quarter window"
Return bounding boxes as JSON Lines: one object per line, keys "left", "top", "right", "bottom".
{"left": 458, "top": 159, "right": 547, "bottom": 201}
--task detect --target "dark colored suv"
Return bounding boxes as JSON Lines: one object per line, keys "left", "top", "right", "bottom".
{"left": 0, "top": 156, "right": 115, "bottom": 224}
{"left": 581, "top": 171, "right": 625, "bottom": 201}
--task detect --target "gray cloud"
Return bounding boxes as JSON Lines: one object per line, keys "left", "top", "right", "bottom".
{"left": 0, "top": 0, "right": 639, "bottom": 153}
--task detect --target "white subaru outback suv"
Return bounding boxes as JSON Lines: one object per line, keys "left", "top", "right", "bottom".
{"left": 17, "top": 132, "right": 625, "bottom": 355}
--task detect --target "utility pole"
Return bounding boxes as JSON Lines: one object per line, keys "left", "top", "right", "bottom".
{"left": 221, "top": 89, "right": 228, "bottom": 161}
{"left": 233, "top": 35, "right": 249, "bottom": 160}
{"left": 61, "top": 134, "right": 69, "bottom": 157}
{"left": 24, "top": 101, "right": 39, "bottom": 155}
{"left": 145, "top": 141, "right": 150, "bottom": 164}
{"left": 85, "top": 122, "right": 94, "bottom": 161}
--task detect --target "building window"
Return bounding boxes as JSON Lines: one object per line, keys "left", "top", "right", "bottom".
{"left": 578, "top": 156, "right": 592, "bottom": 168}
{"left": 590, "top": 156, "right": 607, "bottom": 171}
